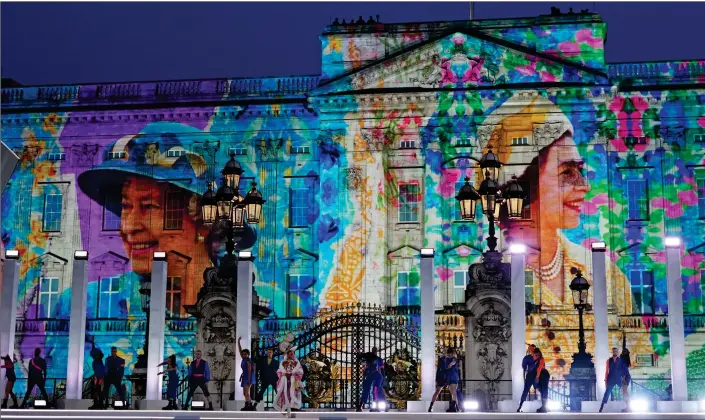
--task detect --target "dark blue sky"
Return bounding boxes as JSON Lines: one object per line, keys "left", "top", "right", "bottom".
{"left": 2, "top": 2, "right": 705, "bottom": 86}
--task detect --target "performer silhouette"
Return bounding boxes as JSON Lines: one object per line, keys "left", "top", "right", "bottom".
{"left": 428, "top": 347, "right": 459, "bottom": 412}
{"left": 357, "top": 346, "right": 386, "bottom": 412}
{"left": 1, "top": 355, "right": 18, "bottom": 409}
{"left": 183, "top": 350, "right": 213, "bottom": 410}
{"left": 21, "top": 348, "right": 48, "bottom": 408}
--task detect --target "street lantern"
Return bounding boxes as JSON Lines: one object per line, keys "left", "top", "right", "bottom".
{"left": 479, "top": 145, "right": 501, "bottom": 182}
{"left": 222, "top": 153, "right": 244, "bottom": 190}
{"left": 231, "top": 192, "right": 246, "bottom": 229}
{"left": 200, "top": 183, "right": 218, "bottom": 225}
{"left": 569, "top": 269, "right": 590, "bottom": 308}
{"left": 243, "top": 182, "right": 265, "bottom": 224}
{"left": 455, "top": 177, "right": 481, "bottom": 221}
{"left": 139, "top": 281, "right": 151, "bottom": 312}
{"left": 478, "top": 171, "right": 500, "bottom": 216}
{"left": 215, "top": 183, "right": 235, "bottom": 220}
{"left": 504, "top": 176, "right": 525, "bottom": 219}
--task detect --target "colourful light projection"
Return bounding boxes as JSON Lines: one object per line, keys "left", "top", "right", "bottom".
{"left": 1, "top": 12, "right": 704, "bottom": 394}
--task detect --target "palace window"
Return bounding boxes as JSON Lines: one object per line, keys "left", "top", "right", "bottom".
{"left": 290, "top": 188, "right": 309, "bottom": 227}
{"left": 291, "top": 145, "right": 310, "bottom": 155}
{"left": 229, "top": 146, "right": 248, "bottom": 156}
{"left": 525, "top": 270, "right": 535, "bottom": 305}
{"left": 397, "top": 271, "right": 420, "bottom": 306}
{"left": 454, "top": 137, "right": 473, "bottom": 147}
{"left": 166, "top": 276, "right": 182, "bottom": 316}
{"left": 630, "top": 270, "right": 654, "bottom": 314}
{"left": 625, "top": 136, "right": 647, "bottom": 146}
{"left": 43, "top": 193, "right": 63, "bottom": 232}
{"left": 166, "top": 149, "right": 187, "bottom": 158}
{"left": 99, "top": 277, "right": 121, "bottom": 318}
{"left": 107, "top": 151, "right": 126, "bottom": 160}
{"left": 511, "top": 136, "right": 530, "bottom": 146}
{"left": 693, "top": 134, "right": 704, "bottom": 143}
{"left": 47, "top": 152, "right": 65, "bottom": 161}
{"left": 399, "top": 182, "right": 420, "bottom": 223}
{"left": 626, "top": 179, "right": 649, "bottom": 220}
{"left": 453, "top": 271, "right": 468, "bottom": 303}
{"left": 400, "top": 139, "right": 416, "bottom": 149}
{"left": 103, "top": 192, "right": 121, "bottom": 231}
{"left": 287, "top": 274, "right": 314, "bottom": 318}
{"left": 38, "top": 277, "right": 60, "bottom": 318}
{"left": 164, "top": 191, "right": 185, "bottom": 230}
{"left": 697, "top": 178, "right": 705, "bottom": 219}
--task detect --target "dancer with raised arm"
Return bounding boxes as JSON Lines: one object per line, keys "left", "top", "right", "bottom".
{"left": 237, "top": 337, "right": 256, "bottom": 411}
{"left": 157, "top": 354, "right": 179, "bottom": 410}
{"left": 88, "top": 346, "right": 105, "bottom": 410}
{"left": 1, "top": 355, "right": 18, "bottom": 409}
{"left": 600, "top": 347, "right": 627, "bottom": 412}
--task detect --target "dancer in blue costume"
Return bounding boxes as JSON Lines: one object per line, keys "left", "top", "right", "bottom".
{"left": 357, "top": 347, "right": 386, "bottom": 412}
{"left": 428, "top": 347, "right": 460, "bottom": 412}
{"left": 158, "top": 354, "right": 179, "bottom": 410}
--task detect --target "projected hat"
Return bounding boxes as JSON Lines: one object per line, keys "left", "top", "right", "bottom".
{"left": 78, "top": 122, "right": 214, "bottom": 204}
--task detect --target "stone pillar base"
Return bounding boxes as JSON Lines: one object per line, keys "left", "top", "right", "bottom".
{"left": 57, "top": 399, "right": 93, "bottom": 410}
{"left": 582, "top": 401, "right": 626, "bottom": 412}
{"left": 657, "top": 401, "right": 700, "bottom": 413}
{"left": 498, "top": 399, "right": 542, "bottom": 412}
{"left": 225, "top": 400, "right": 253, "bottom": 411}
{"left": 135, "top": 399, "right": 168, "bottom": 410}
{"left": 407, "top": 400, "right": 449, "bottom": 412}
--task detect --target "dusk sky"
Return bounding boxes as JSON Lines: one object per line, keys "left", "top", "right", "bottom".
{"left": 2, "top": 2, "right": 705, "bottom": 86}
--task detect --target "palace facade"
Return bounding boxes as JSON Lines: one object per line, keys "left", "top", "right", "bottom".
{"left": 1, "top": 9, "right": 705, "bottom": 399}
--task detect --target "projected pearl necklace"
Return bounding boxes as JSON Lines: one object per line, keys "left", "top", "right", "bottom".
{"left": 539, "top": 240, "right": 564, "bottom": 281}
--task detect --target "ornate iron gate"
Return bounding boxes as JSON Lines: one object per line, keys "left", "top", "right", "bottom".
{"left": 255, "top": 303, "right": 421, "bottom": 409}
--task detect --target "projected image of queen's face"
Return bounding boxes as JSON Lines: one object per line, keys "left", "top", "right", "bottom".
{"left": 119, "top": 176, "right": 206, "bottom": 275}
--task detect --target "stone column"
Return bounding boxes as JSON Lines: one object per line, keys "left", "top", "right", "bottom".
{"left": 65, "top": 251, "right": 89, "bottom": 401}
{"left": 591, "top": 242, "right": 609, "bottom": 400}
{"left": 145, "top": 252, "right": 168, "bottom": 402}
{"left": 665, "top": 237, "right": 687, "bottom": 402}
{"left": 420, "top": 249, "right": 435, "bottom": 402}
{"left": 234, "top": 251, "right": 255, "bottom": 403}
{"left": 509, "top": 244, "right": 526, "bottom": 402}
{"left": 0, "top": 250, "right": 20, "bottom": 397}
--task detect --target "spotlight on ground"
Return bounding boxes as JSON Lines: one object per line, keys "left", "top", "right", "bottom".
{"left": 191, "top": 401, "right": 206, "bottom": 411}
{"left": 629, "top": 399, "right": 650, "bottom": 413}
{"left": 547, "top": 400, "right": 561, "bottom": 411}
{"left": 113, "top": 400, "right": 128, "bottom": 410}
{"left": 377, "top": 401, "right": 387, "bottom": 411}
{"left": 699, "top": 399, "right": 705, "bottom": 412}
{"left": 463, "top": 400, "right": 479, "bottom": 411}
{"left": 33, "top": 399, "right": 47, "bottom": 409}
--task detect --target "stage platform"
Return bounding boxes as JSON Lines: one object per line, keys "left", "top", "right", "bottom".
{"left": 0, "top": 409, "right": 703, "bottom": 420}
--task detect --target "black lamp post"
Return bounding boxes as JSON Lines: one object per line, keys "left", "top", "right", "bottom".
{"left": 567, "top": 268, "right": 596, "bottom": 411}
{"left": 569, "top": 269, "right": 591, "bottom": 358}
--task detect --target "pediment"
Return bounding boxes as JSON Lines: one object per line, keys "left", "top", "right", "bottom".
{"left": 90, "top": 251, "right": 129, "bottom": 269}
{"left": 616, "top": 242, "right": 661, "bottom": 256}
{"left": 443, "top": 243, "right": 482, "bottom": 258}
{"left": 314, "top": 30, "right": 607, "bottom": 95}
{"left": 387, "top": 245, "right": 421, "bottom": 259}
{"left": 30, "top": 252, "right": 69, "bottom": 266}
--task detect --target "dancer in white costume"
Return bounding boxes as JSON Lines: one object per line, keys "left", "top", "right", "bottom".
{"left": 274, "top": 335, "right": 304, "bottom": 417}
